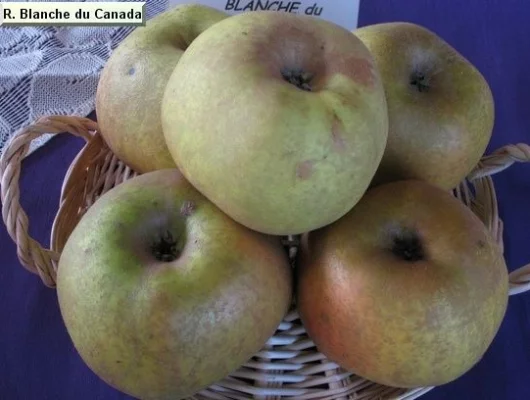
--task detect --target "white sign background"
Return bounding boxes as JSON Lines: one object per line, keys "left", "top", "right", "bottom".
{"left": 168, "top": 0, "right": 360, "bottom": 31}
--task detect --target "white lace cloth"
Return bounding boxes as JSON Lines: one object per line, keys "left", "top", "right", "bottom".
{"left": 0, "top": 0, "right": 169, "bottom": 156}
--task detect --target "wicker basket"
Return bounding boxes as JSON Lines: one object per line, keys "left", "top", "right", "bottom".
{"left": 1, "top": 115, "right": 530, "bottom": 400}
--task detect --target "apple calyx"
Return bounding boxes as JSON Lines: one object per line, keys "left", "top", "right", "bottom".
{"left": 151, "top": 230, "right": 179, "bottom": 262}
{"left": 391, "top": 228, "right": 425, "bottom": 262}
{"left": 281, "top": 68, "right": 314, "bottom": 92}
{"left": 409, "top": 71, "right": 430, "bottom": 93}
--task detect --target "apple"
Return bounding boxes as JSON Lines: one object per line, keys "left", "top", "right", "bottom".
{"left": 296, "top": 180, "right": 508, "bottom": 388}
{"left": 56, "top": 169, "right": 293, "bottom": 400}
{"left": 161, "top": 10, "right": 389, "bottom": 235}
{"left": 353, "top": 22, "right": 495, "bottom": 190}
{"left": 95, "top": 4, "right": 228, "bottom": 173}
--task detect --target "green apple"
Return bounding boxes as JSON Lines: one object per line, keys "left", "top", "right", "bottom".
{"left": 57, "top": 169, "right": 292, "bottom": 400}
{"left": 353, "top": 22, "right": 495, "bottom": 189}
{"left": 96, "top": 4, "right": 228, "bottom": 173}
{"left": 297, "top": 180, "right": 508, "bottom": 388}
{"left": 161, "top": 10, "right": 388, "bottom": 235}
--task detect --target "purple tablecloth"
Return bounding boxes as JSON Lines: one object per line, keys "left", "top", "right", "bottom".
{"left": 1, "top": 1, "right": 529, "bottom": 399}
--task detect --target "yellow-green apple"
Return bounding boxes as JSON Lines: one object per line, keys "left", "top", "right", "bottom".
{"left": 353, "top": 22, "right": 495, "bottom": 189}
{"left": 56, "top": 169, "right": 292, "bottom": 400}
{"left": 95, "top": 4, "right": 228, "bottom": 173}
{"left": 297, "top": 179, "right": 508, "bottom": 388}
{"left": 161, "top": 10, "right": 388, "bottom": 235}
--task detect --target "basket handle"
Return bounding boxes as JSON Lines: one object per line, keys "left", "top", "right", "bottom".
{"left": 1, "top": 124, "right": 529, "bottom": 292}
{"left": 467, "top": 143, "right": 530, "bottom": 296}
{"left": 0, "top": 116, "right": 97, "bottom": 287}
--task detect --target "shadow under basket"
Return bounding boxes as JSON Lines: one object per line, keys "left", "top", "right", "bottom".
{"left": 1, "top": 115, "right": 530, "bottom": 400}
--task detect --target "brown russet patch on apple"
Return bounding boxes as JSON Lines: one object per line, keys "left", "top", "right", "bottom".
{"left": 327, "top": 55, "right": 376, "bottom": 89}
{"left": 272, "top": 23, "right": 318, "bottom": 53}
{"left": 252, "top": 21, "right": 322, "bottom": 83}
{"left": 180, "top": 201, "right": 195, "bottom": 216}
{"left": 349, "top": 57, "right": 376, "bottom": 88}
{"left": 296, "top": 160, "right": 314, "bottom": 180}
{"left": 331, "top": 118, "right": 347, "bottom": 152}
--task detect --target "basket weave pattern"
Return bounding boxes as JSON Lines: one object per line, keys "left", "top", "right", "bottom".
{"left": 1, "top": 115, "right": 530, "bottom": 400}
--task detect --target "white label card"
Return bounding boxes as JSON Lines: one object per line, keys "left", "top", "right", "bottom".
{"left": 167, "top": 0, "right": 360, "bottom": 31}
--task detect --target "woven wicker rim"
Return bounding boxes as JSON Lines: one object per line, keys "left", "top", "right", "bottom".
{"left": 1, "top": 115, "right": 530, "bottom": 400}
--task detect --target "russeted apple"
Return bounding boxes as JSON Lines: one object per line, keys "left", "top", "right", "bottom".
{"left": 56, "top": 169, "right": 292, "bottom": 400}
{"left": 162, "top": 11, "right": 389, "bottom": 236}
{"left": 96, "top": 4, "right": 228, "bottom": 173}
{"left": 297, "top": 180, "right": 508, "bottom": 388}
{"left": 353, "top": 22, "right": 495, "bottom": 190}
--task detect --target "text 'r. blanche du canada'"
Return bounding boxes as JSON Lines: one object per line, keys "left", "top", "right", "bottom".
{"left": 5, "top": 8, "right": 142, "bottom": 21}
